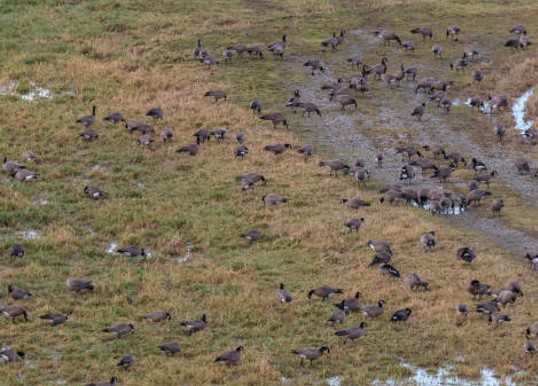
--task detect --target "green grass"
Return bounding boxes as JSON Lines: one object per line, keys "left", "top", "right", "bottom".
{"left": 1, "top": 1, "right": 538, "bottom": 385}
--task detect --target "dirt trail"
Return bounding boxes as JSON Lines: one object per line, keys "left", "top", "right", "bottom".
{"left": 285, "top": 28, "right": 538, "bottom": 256}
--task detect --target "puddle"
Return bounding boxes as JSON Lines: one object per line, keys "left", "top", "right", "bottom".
{"left": 512, "top": 88, "right": 534, "bottom": 134}
{"left": 106, "top": 241, "right": 117, "bottom": 254}
{"left": 32, "top": 199, "right": 49, "bottom": 206}
{"left": 452, "top": 99, "right": 461, "bottom": 106}
{"left": 412, "top": 202, "right": 465, "bottom": 216}
{"left": 0, "top": 81, "right": 53, "bottom": 101}
{"left": 327, "top": 376, "right": 342, "bottom": 386}
{"left": 22, "top": 229, "right": 40, "bottom": 240}
{"left": 281, "top": 376, "right": 290, "bottom": 384}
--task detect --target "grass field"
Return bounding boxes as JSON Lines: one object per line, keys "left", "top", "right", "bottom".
{"left": 1, "top": 1, "right": 538, "bottom": 385}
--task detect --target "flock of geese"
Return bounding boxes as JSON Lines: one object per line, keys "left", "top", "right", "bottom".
{"left": 1, "top": 17, "right": 538, "bottom": 386}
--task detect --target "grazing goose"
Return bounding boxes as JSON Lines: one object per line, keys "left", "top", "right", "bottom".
{"left": 10, "top": 244, "right": 24, "bottom": 258}
{"left": 321, "top": 30, "right": 345, "bottom": 51}
{"left": 234, "top": 144, "right": 249, "bottom": 159}
{"left": 411, "top": 103, "right": 426, "bottom": 121}
{"left": 116, "top": 245, "right": 145, "bottom": 257}
{"left": 204, "top": 89, "right": 227, "bottom": 103}
{"left": 296, "top": 144, "right": 313, "bottom": 160}
{"left": 334, "top": 291, "right": 361, "bottom": 312}
{"left": 126, "top": 120, "right": 155, "bottom": 134}
{"left": 446, "top": 26, "right": 461, "bottom": 41}
{"left": 103, "top": 322, "right": 135, "bottom": 338}
{"left": 67, "top": 278, "right": 94, "bottom": 292}
{"left": 215, "top": 346, "right": 243, "bottom": 365}
{"left": 472, "top": 70, "right": 483, "bottom": 82}
{"left": 524, "top": 340, "right": 536, "bottom": 354}
{"left": 527, "top": 322, "right": 538, "bottom": 338}
{"left": 335, "top": 94, "right": 357, "bottom": 110}
{"left": 519, "top": 34, "right": 532, "bottom": 49}
{"left": 308, "top": 285, "right": 343, "bottom": 300}
{"left": 227, "top": 43, "right": 248, "bottom": 55}
{"left": 76, "top": 105, "right": 96, "bottom": 127}
{"left": 236, "top": 172, "right": 266, "bottom": 186}
{"left": 405, "top": 67, "right": 417, "bottom": 81}
{"left": 328, "top": 308, "right": 345, "bottom": 325}
{"left": 146, "top": 107, "right": 163, "bottom": 120}
{"left": 276, "top": 283, "right": 293, "bottom": 304}
{"left": 176, "top": 144, "right": 200, "bottom": 156}
{"left": 364, "top": 57, "right": 388, "bottom": 80}
{"left": 137, "top": 134, "right": 155, "bottom": 148}
{"left": 2, "top": 157, "right": 26, "bottom": 176}
{"left": 104, "top": 112, "right": 124, "bottom": 123}
{"left": 380, "top": 263, "right": 400, "bottom": 277}
{"left": 432, "top": 165, "right": 454, "bottom": 183}
{"left": 14, "top": 169, "right": 39, "bottom": 182}
{"left": 494, "top": 290, "right": 518, "bottom": 306}
{"left": 0, "top": 348, "right": 25, "bottom": 363}
{"left": 525, "top": 253, "right": 538, "bottom": 270}
{"left": 264, "top": 143, "right": 291, "bottom": 155}
{"left": 399, "top": 165, "right": 416, "bottom": 184}
{"left": 476, "top": 301, "right": 500, "bottom": 315}
{"left": 490, "top": 198, "right": 504, "bottom": 216}
{"left": 368, "top": 240, "right": 392, "bottom": 254}
{"left": 510, "top": 24, "right": 527, "bottom": 35}
{"left": 468, "top": 96, "right": 485, "bottom": 110}
{"left": 234, "top": 133, "right": 245, "bottom": 144}
{"left": 210, "top": 128, "right": 227, "bottom": 141}
{"left": 180, "top": 314, "right": 207, "bottom": 333}
{"left": 268, "top": 34, "right": 287, "bottom": 59}
{"left": 291, "top": 346, "right": 330, "bottom": 366}
{"left": 467, "top": 280, "right": 490, "bottom": 298}
{"left": 524, "top": 128, "right": 537, "bottom": 142}
{"left": 491, "top": 280, "right": 523, "bottom": 297}
{"left": 402, "top": 42, "right": 415, "bottom": 52}
{"left": 361, "top": 300, "right": 386, "bottom": 318}
{"left": 369, "top": 252, "right": 393, "bottom": 266}
{"left": 467, "top": 189, "right": 491, "bottom": 206}
{"left": 345, "top": 217, "right": 364, "bottom": 233}
{"left": 260, "top": 112, "right": 288, "bottom": 128}
{"left": 456, "top": 304, "right": 469, "bottom": 318}
{"left": 404, "top": 272, "right": 429, "bottom": 290}
{"left": 347, "top": 53, "right": 363, "bottom": 69}
{"left": 117, "top": 354, "right": 135, "bottom": 371}
{"left": 489, "top": 311, "right": 511, "bottom": 326}
{"left": 354, "top": 167, "right": 370, "bottom": 185}
{"left": 239, "top": 230, "right": 262, "bottom": 243}
{"left": 7, "top": 285, "right": 31, "bottom": 300}
{"left": 84, "top": 185, "right": 105, "bottom": 200}
{"left": 0, "top": 305, "right": 29, "bottom": 323}
{"left": 159, "top": 341, "right": 181, "bottom": 355}
{"left": 85, "top": 377, "right": 117, "bottom": 386}
{"left": 475, "top": 171, "right": 496, "bottom": 186}
{"left": 142, "top": 311, "right": 171, "bottom": 322}
{"left": 39, "top": 312, "right": 68, "bottom": 326}
{"left": 488, "top": 95, "right": 509, "bottom": 114}
{"left": 262, "top": 194, "right": 287, "bottom": 206}
{"left": 193, "top": 128, "right": 211, "bottom": 144}
{"left": 505, "top": 37, "right": 522, "bottom": 50}
{"left": 249, "top": 99, "right": 262, "bottom": 113}
{"left": 342, "top": 197, "right": 370, "bottom": 209}
{"left": 222, "top": 49, "right": 235, "bottom": 64}
{"left": 296, "top": 102, "right": 321, "bottom": 117}
{"left": 200, "top": 54, "right": 219, "bottom": 68}
{"left": 410, "top": 27, "right": 433, "bottom": 40}
{"left": 515, "top": 158, "right": 531, "bottom": 174}
{"left": 319, "top": 159, "right": 350, "bottom": 176}
{"left": 303, "top": 59, "right": 325, "bottom": 75}
{"left": 161, "top": 128, "right": 174, "bottom": 142}
{"left": 457, "top": 247, "right": 477, "bottom": 263}
{"left": 379, "top": 30, "right": 401, "bottom": 46}
{"left": 432, "top": 45, "right": 443, "bottom": 57}
{"left": 390, "top": 308, "right": 412, "bottom": 322}
{"left": 80, "top": 128, "right": 99, "bottom": 141}
{"left": 335, "top": 322, "right": 366, "bottom": 344}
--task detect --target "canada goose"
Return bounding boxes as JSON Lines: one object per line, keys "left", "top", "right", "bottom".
{"left": 487, "top": 95, "right": 509, "bottom": 114}
{"left": 471, "top": 70, "right": 483, "bottom": 82}
{"left": 286, "top": 89, "right": 301, "bottom": 111}
{"left": 467, "top": 279, "right": 490, "bottom": 298}
{"left": 80, "top": 128, "right": 99, "bottom": 141}
{"left": 303, "top": 59, "right": 325, "bottom": 76}
{"left": 456, "top": 304, "right": 469, "bottom": 317}
{"left": 380, "top": 30, "right": 401, "bottom": 46}
{"left": 438, "top": 98, "right": 452, "bottom": 113}
{"left": 291, "top": 346, "right": 330, "bottom": 366}
{"left": 432, "top": 45, "right": 443, "bottom": 57}
{"left": 491, "top": 280, "right": 523, "bottom": 297}
{"left": 276, "top": 283, "right": 293, "bottom": 304}
{"left": 457, "top": 247, "right": 476, "bottom": 263}
{"left": 2, "top": 156, "right": 26, "bottom": 176}
{"left": 494, "top": 290, "right": 518, "bottom": 306}
{"left": 204, "top": 89, "right": 227, "bottom": 103}
{"left": 264, "top": 143, "right": 291, "bottom": 155}
{"left": 159, "top": 341, "right": 181, "bottom": 355}
{"left": 368, "top": 240, "right": 392, "bottom": 254}
{"left": 234, "top": 133, "right": 245, "bottom": 144}
{"left": 84, "top": 185, "right": 105, "bottom": 200}
{"left": 524, "top": 253, "right": 538, "bottom": 270}
{"left": 249, "top": 99, "right": 262, "bottom": 113}
{"left": 354, "top": 168, "right": 370, "bottom": 185}
{"left": 402, "top": 42, "right": 415, "bottom": 52}
{"left": 349, "top": 76, "right": 370, "bottom": 95}
{"left": 505, "top": 38, "right": 522, "bottom": 50}
{"left": 419, "top": 231, "right": 436, "bottom": 252}
{"left": 429, "top": 90, "right": 447, "bottom": 105}
{"left": 361, "top": 300, "right": 386, "bottom": 318}
{"left": 404, "top": 272, "right": 429, "bottom": 290}
{"left": 262, "top": 194, "right": 287, "bottom": 206}
{"left": 335, "top": 94, "right": 357, "bottom": 110}
{"left": 383, "top": 63, "right": 405, "bottom": 88}
{"left": 390, "top": 308, "right": 412, "bottom": 322}
{"left": 268, "top": 34, "right": 287, "bottom": 59}
{"left": 125, "top": 120, "right": 155, "bottom": 135}
{"left": 328, "top": 308, "right": 345, "bottom": 325}
{"left": 137, "top": 134, "right": 155, "bottom": 148}
{"left": 39, "top": 312, "right": 68, "bottom": 326}
{"left": 161, "top": 128, "right": 173, "bottom": 142}
{"left": 364, "top": 57, "right": 388, "bottom": 80}
{"left": 222, "top": 49, "right": 235, "bottom": 64}
{"left": 431, "top": 165, "right": 454, "bottom": 183}
{"left": 450, "top": 54, "right": 468, "bottom": 71}
{"left": 180, "top": 314, "right": 207, "bottom": 333}
{"left": 524, "top": 128, "right": 537, "bottom": 142}
{"left": 446, "top": 26, "right": 461, "bottom": 41}
{"left": 321, "top": 30, "right": 345, "bottom": 51}
{"left": 380, "top": 263, "right": 400, "bottom": 277}
{"left": 176, "top": 144, "right": 200, "bottom": 156}
{"left": 227, "top": 43, "right": 248, "bottom": 55}
{"left": 308, "top": 285, "right": 344, "bottom": 300}
{"left": 408, "top": 157, "right": 437, "bottom": 175}
{"left": 142, "top": 310, "right": 171, "bottom": 322}
{"left": 404, "top": 67, "right": 417, "bottom": 82}
{"left": 103, "top": 322, "right": 135, "bottom": 338}
{"left": 200, "top": 54, "right": 219, "bottom": 68}
{"left": 510, "top": 24, "right": 527, "bottom": 35}
{"left": 210, "top": 128, "right": 227, "bottom": 141}
{"left": 411, "top": 103, "right": 426, "bottom": 121}
{"left": 490, "top": 198, "right": 504, "bottom": 216}
{"left": 319, "top": 159, "right": 350, "bottom": 177}
{"left": 519, "top": 34, "right": 532, "bottom": 49}
{"left": 489, "top": 311, "right": 511, "bottom": 326}
{"left": 194, "top": 38, "right": 205, "bottom": 58}
{"left": 215, "top": 346, "right": 243, "bottom": 365}
{"left": 193, "top": 128, "right": 211, "bottom": 144}
{"left": 296, "top": 102, "right": 321, "bottom": 117}
{"left": 76, "top": 105, "right": 96, "bottom": 127}
{"left": 84, "top": 377, "right": 117, "bottom": 386}
{"left": 236, "top": 172, "right": 266, "bottom": 185}
{"left": 117, "top": 354, "right": 135, "bottom": 371}
{"left": 334, "top": 291, "right": 361, "bottom": 312}
{"left": 476, "top": 171, "right": 497, "bottom": 186}
{"left": 526, "top": 321, "right": 538, "bottom": 338}
{"left": 468, "top": 96, "right": 485, "bottom": 110}
{"left": 471, "top": 157, "right": 487, "bottom": 173}
{"left": 104, "top": 112, "right": 124, "bottom": 123}
{"left": 246, "top": 45, "right": 264, "bottom": 59}
{"left": 476, "top": 301, "right": 500, "bottom": 315}
{"left": 8, "top": 285, "right": 31, "bottom": 300}
{"left": 524, "top": 340, "right": 536, "bottom": 354}
{"left": 239, "top": 230, "right": 262, "bottom": 243}
{"left": 260, "top": 112, "right": 288, "bottom": 128}
{"left": 10, "top": 244, "right": 24, "bottom": 258}
{"left": 342, "top": 197, "right": 370, "bottom": 209}
{"left": 415, "top": 77, "right": 437, "bottom": 93}
{"left": 444, "top": 152, "right": 466, "bottom": 166}
{"left": 234, "top": 144, "right": 249, "bottom": 159}
{"left": 13, "top": 169, "right": 38, "bottom": 182}
{"left": 467, "top": 189, "right": 491, "bottom": 206}
{"left": 369, "top": 252, "right": 393, "bottom": 266}
{"left": 0, "top": 348, "right": 25, "bottom": 363}
{"left": 146, "top": 107, "right": 163, "bottom": 120}
{"left": 67, "top": 278, "right": 94, "bottom": 292}
{"left": 410, "top": 27, "right": 433, "bottom": 40}
{"left": 116, "top": 245, "right": 145, "bottom": 257}
{"left": 0, "top": 305, "right": 29, "bottom": 323}
{"left": 345, "top": 217, "right": 364, "bottom": 233}
{"left": 347, "top": 53, "right": 363, "bottom": 69}
{"left": 335, "top": 322, "right": 366, "bottom": 344}
{"left": 296, "top": 144, "right": 313, "bottom": 160}
{"left": 379, "top": 190, "right": 404, "bottom": 205}
{"left": 515, "top": 158, "right": 531, "bottom": 174}
{"left": 399, "top": 165, "right": 416, "bottom": 184}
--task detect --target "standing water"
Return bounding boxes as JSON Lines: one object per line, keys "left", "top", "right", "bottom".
{"left": 512, "top": 88, "right": 534, "bottom": 134}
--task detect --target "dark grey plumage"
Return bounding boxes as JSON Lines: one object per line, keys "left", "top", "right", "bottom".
{"left": 180, "top": 314, "right": 207, "bottom": 333}
{"left": 204, "top": 89, "right": 227, "bottom": 103}
{"left": 215, "top": 346, "right": 243, "bottom": 365}
{"left": 117, "top": 354, "right": 135, "bottom": 371}
{"left": 10, "top": 244, "right": 24, "bottom": 258}
{"left": 103, "top": 112, "right": 124, "bottom": 123}
{"left": 8, "top": 285, "right": 31, "bottom": 300}
{"left": 291, "top": 346, "right": 330, "bottom": 366}
{"left": 390, "top": 307, "right": 412, "bottom": 322}
{"left": 335, "top": 322, "right": 366, "bottom": 344}
{"left": 67, "top": 278, "right": 94, "bottom": 292}
{"left": 345, "top": 217, "right": 364, "bottom": 233}
{"left": 176, "top": 144, "right": 200, "bottom": 156}
{"left": 103, "top": 322, "right": 135, "bottom": 338}
{"left": 159, "top": 341, "right": 181, "bottom": 355}
{"left": 76, "top": 105, "right": 96, "bottom": 127}
{"left": 116, "top": 245, "right": 145, "bottom": 257}
{"left": 276, "top": 283, "right": 292, "bottom": 304}
{"left": 39, "top": 312, "right": 68, "bottom": 326}
{"left": 239, "top": 230, "right": 262, "bottom": 243}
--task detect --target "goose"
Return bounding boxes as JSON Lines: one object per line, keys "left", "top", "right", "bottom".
{"left": 249, "top": 99, "right": 262, "bottom": 113}
{"left": 379, "top": 30, "right": 401, "bottom": 46}
{"left": 328, "top": 308, "right": 345, "bottom": 325}
{"left": 215, "top": 346, "right": 243, "bottom": 365}
{"left": 260, "top": 112, "right": 288, "bottom": 128}
{"left": 390, "top": 308, "right": 412, "bottom": 322}
{"left": 80, "top": 128, "right": 99, "bottom": 141}
{"left": 268, "top": 34, "right": 287, "bottom": 59}
{"left": 76, "top": 105, "right": 96, "bottom": 127}
{"left": 103, "top": 112, "right": 125, "bottom": 123}
{"left": 457, "top": 247, "right": 476, "bottom": 263}
{"left": 176, "top": 144, "right": 200, "bottom": 156}
{"left": 467, "top": 189, "right": 491, "bottom": 206}
{"left": 3, "top": 157, "right": 26, "bottom": 176}
{"left": 142, "top": 310, "right": 171, "bottom": 322}
{"left": 347, "top": 53, "right": 363, "bottom": 69}
{"left": 525, "top": 253, "right": 538, "bottom": 270}
{"left": 180, "top": 314, "right": 207, "bottom": 333}
{"left": 405, "top": 67, "right": 417, "bottom": 81}
{"left": 159, "top": 341, "right": 181, "bottom": 355}
{"left": 234, "top": 144, "right": 249, "bottom": 159}
{"left": 200, "top": 54, "right": 219, "bottom": 68}
{"left": 494, "top": 290, "right": 518, "bottom": 306}
{"left": 402, "top": 42, "right": 415, "bottom": 52}
{"left": 526, "top": 322, "right": 538, "bottom": 338}
{"left": 14, "top": 169, "right": 39, "bottom": 182}
{"left": 456, "top": 304, "right": 469, "bottom": 318}
{"left": 296, "top": 144, "right": 313, "bottom": 160}
{"left": 296, "top": 102, "right": 321, "bottom": 117}
{"left": 319, "top": 159, "right": 350, "bottom": 177}
{"left": 490, "top": 198, "right": 504, "bottom": 216}
{"left": 411, "top": 103, "right": 425, "bottom": 121}
{"left": 468, "top": 96, "right": 485, "bottom": 110}
{"left": 432, "top": 45, "right": 443, "bottom": 57}
{"left": 222, "top": 49, "right": 235, "bottom": 64}
{"left": 161, "top": 128, "right": 174, "bottom": 142}
{"left": 515, "top": 158, "right": 531, "bottom": 174}
{"left": 39, "top": 312, "right": 68, "bottom": 326}
{"left": 246, "top": 45, "right": 264, "bottom": 59}
{"left": 276, "top": 283, "right": 292, "bottom": 304}
{"left": 10, "top": 244, "right": 24, "bottom": 258}
{"left": 321, "top": 30, "right": 345, "bottom": 51}
{"left": 0, "top": 305, "right": 29, "bottom": 323}
{"left": 334, "top": 291, "right": 361, "bottom": 312}
{"left": 476, "top": 170, "right": 496, "bottom": 186}
{"left": 472, "top": 70, "right": 483, "bottom": 82}
{"left": 488, "top": 311, "right": 511, "bottom": 326}
{"left": 84, "top": 377, "right": 117, "bottom": 386}
{"left": 467, "top": 279, "right": 490, "bottom": 298}
{"left": 227, "top": 43, "right": 248, "bottom": 55}
{"left": 116, "top": 245, "right": 145, "bottom": 257}
{"left": 446, "top": 26, "right": 461, "bottom": 41}
{"left": 361, "top": 300, "right": 386, "bottom": 318}
{"left": 404, "top": 273, "right": 429, "bottom": 290}
{"left": 262, "top": 194, "right": 287, "bottom": 206}
{"left": 368, "top": 240, "right": 392, "bottom": 254}
{"left": 103, "top": 322, "right": 135, "bottom": 338}
{"left": 420, "top": 231, "right": 436, "bottom": 251}
{"left": 303, "top": 59, "right": 325, "bottom": 75}
{"left": 369, "top": 252, "right": 393, "bottom": 266}
{"left": 476, "top": 301, "right": 499, "bottom": 315}
{"left": 524, "top": 340, "right": 536, "bottom": 353}
{"left": 335, "top": 94, "right": 357, "bottom": 110}
{"left": 193, "top": 128, "right": 211, "bottom": 144}
{"left": 291, "top": 346, "right": 330, "bottom": 366}
{"left": 487, "top": 95, "right": 509, "bottom": 114}
{"left": 345, "top": 217, "right": 364, "bottom": 233}
{"left": 431, "top": 165, "right": 454, "bottom": 183}
{"left": 204, "top": 90, "right": 227, "bottom": 103}
{"left": 410, "top": 27, "right": 433, "bottom": 40}
{"left": 505, "top": 38, "right": 522, "bottom": 50}
{"left": 380, "top": 263, "right": 400, "bottom": 277}
{"left": 117, "top": 354, "right": 135, "bottom": 371}
{"left": 210, "top": 128, "right": 227, "bottom": 141}
{"left": 194, "top": 38, "right": 205, "bottom": 58}
{"left": 399, "top": 165, "right": 416, "bottom": 184}
{"left": 234, "top": 133, "right": 245, "bottom": 144}
{"left": 364, "top": 57, "right": 388, "bottom": 80}
{"left": 7, "top": 285, "right": 31, "bottom": 300}
{"left": 0, "top": 348, "right": 25, "bottom": 363}
{"left": 239, "top": 230, "right": 262, "bottom": 243}
{"left": 146, "top": 107, "right": 163, "bottom": 120}
{"left": 264, "top": 143, "right": 291, "bottom": 155}
{"left": 342, "top": 197, "right": 370, "bottom": 209}
{"left": 308, "top": 285, "right": 343, "bottom": 300}
{"left": 85, "top": 185, "right": 105, "bottom": 199}
{"left": 67, "top": 278, "right": 94, "bottom": 292}
{"left": 335, "top": 322, "right": 366, "bottom": 344}
{"left": 510, "top": 24, "right": 527, "bottom": 35}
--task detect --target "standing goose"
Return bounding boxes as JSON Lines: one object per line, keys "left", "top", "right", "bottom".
{"left": 2, "top": 157, "right": 26, "bottom": 176}
{"left": 0, "top": 348, "right": 25, "bottom": 363}
{"left": 308, "top": 285, "right": 344, "bottom": 300}
{"left": 354, "top": 168, "right": 370, "bottom": 185}
{"left": 0, "top": 305, "right": 29, "bottom": 323}
{"left": 137, "top": 135, "right": 155, "bottom": 148}
{"left": 291, "top": 346, "right": 330, "bottom": 366}
{"left": 446, "top": 26, "right": 461, "bottom": 41}
{"left": 159, "top": 341, "right": 181, "bottom": 355}
{"left": 390, "top": 307, "right": 412, "bottom": 322}
{"left": 404, "top": 273, "right": 429, "bottom": 290}
{"left": 117, "top": 354, "right": 135, "bottom": 371}
{"left": 335, "top": 322, "right": 366, "bottom": 344}
{"left": 204, "top": 90, "right": 227, "bottom": 103}
{"left": 80, "top": 128, "right": 99, "bottom": 141}
{"left": 327, "top": 308, "right": 345, "bottom": 325}
{"left": 268, "top": 34, "right": 287, "bottom": 59}
{"left": 194, "top": 38, "right": 205, "bottom": 58}
{"left": 263, "top": 143, "right": 292, "bottom": 155}
{"left": 14, "top": 169, "right": 39, "bottom": 182}
{"left": 249, "top": 99, "right": 262, "bottom": 113}
{"left": 361, "top": 300, "right": 386, "bottom": 318}
{"left": 39, "top": 312, "right": 68, "bottom": 326}
{"left": 380, "top": 263, "right": 400, "bottom": 277}
{"left": 180, "top": 314, "right": 207, "bottom": 333}
{"left": 467, "top": 279, "right": 490, "bottom": 299}
{"left": 411, "top": 103, "right": 426, "bottom": 121}
{"left": 368, "top": 240, "right": 392, "bottom": 254}
{"left": 379, "top": 30, "right": 402, "bottom": 46}
{"left": 457, "top": 247, "right": 477, "bottom": 263}
{"left": 296, "top": 102, "right": 321, "bottom": 117}
{"left": 260, "top": 112, "right": 288, "bottom": 128}
{"left": 319, "top": 159, "right": 350, "bottom": 177}
{"left": 347, "top": 53, "right": 363, "bottom": 69}
{"left": 345, "top": 217, "right": 364, "bottom": 233}
{"left": 7, "top": 285, "right": 31, "bottom": 300}
{"left": 193, "top": 128, "right": 211, "bottom": 144}
{"left": 84, "top": 185, "right": 105, "bottom": 200}
{"left": 296, "top": 144, "right": 313, "bottom": 160}
{"left": 410, "top": 27, "right": 433, "bottom": 40}
{"left": 246, "top": 45, "right": 264, "bottom": 59}
{"left": 420, "top": 231, "right": 436, "bottom": 252}
{"left": 334, "top": 291, "right": 361, "bottom": 312}
{"left": 524, "top": 340, "right": 536, "bottom": 354}
{"left": 176, "top": 144, "right": 200, "bottom": 156}
{"left": 335, "top": 94, "right": 357, "bottom": 110}
{"left": 526, "top": 322, "right": 538, "bottom": 338}
{"left": 161, "top": 128, "right": 174, "bottom": 142}
{"left": 476, "top": 301, "right": 500, "bottom": 315}
{"left": 146, "top": 107, "right": 163, "bottom": 121}
{"left": 215, "top": 346, "right": 243, "bottom": 365}
{"left": 227, "top": 43, "right": 248, "bottom": 56}
{"left": 234, "top": 144, "right": 249, "bottom": 159}
{"left": 490, "top": 198, "right": 504, "bottom": 216}
{"left": 432, "top": 45, "right": 443, "bottom": 57}
{"left": 276, "top": 283, "right": 292, "bottom": 304}
{"left": 103, "top": 322, "right": 135, "bottom": 338}
{"left": 76, "top": 105, "right": 96, "bottom": 127}
{"left": 239, "top": 230, "right": 262, "bottom": 244}
{"left": 200, "top": 54, "right": 219, "bottom": 68}
{"left": 488, "top": 311, "right": 511, "bottom": 326}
